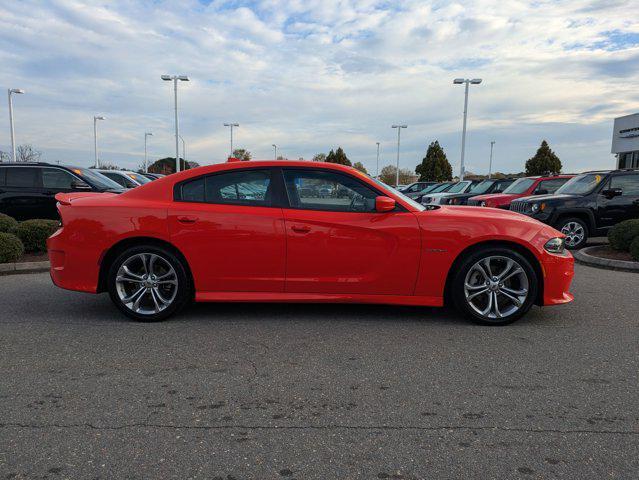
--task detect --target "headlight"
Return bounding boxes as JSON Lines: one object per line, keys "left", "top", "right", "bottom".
{"left": 480, "top": 201, "right": 486, "bottom": 207}
{"left": 531, "top": 203, "right": 545, "bottom": 213}
{"left": 544, "top": 237, "right": 565, "bottom": 254}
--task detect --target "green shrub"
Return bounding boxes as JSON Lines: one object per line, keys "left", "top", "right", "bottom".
{"left": 630, "top": 236, "right": 639, "bottom": 262}
{"left": 608, "top": 219, "right": 639, "bottom": 251}
{"left": 0, "top": 232, "right": 24, "bottom": 263}
{"left": 14, "top": 219, "right": 59, "bottom": 253}
{"left": 0, "top": 213, "right": 18, "bottom": 233}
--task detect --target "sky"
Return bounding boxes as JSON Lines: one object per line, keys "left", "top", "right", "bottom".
{"left": 0, "top": 0, "right": 638, "bottom": 175}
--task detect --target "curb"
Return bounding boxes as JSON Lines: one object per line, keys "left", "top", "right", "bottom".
{"left": 0, "top": 261, "right": 50, "bottom": 276}
{"left": 574, "top": 246, "right": 639, "bottom": 273}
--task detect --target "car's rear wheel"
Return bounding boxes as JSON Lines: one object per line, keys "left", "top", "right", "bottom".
{"left": 452, "top": 247, "right": 538, "bottom": 325}
{"left": 107, "top": 245, "right": 191, "bottom": 322}
{"left": 556, "top": 217, "right": 588, "bottom": 249}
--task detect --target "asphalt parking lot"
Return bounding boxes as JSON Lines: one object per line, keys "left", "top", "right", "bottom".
{"left": 1, "top": 264, "right": 637, "bottom": 479}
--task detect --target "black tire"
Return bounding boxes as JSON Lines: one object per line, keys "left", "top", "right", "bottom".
{"left": 107, "top": 245, "right": 191, "bottom": 322}
{"left": 451, "top": 246, "right": 538, "bottom": 326}
{"left": 555, "top": 217, "right": 589, "bottom": 249}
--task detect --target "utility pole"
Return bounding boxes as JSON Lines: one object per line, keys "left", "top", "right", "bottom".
{"left": 376, "top": 142, "right": 380, "bottom": 178}
{"left": 489, "top": 140, "right": 495, "bottom": 179}
{"left": 453, "top": 78, "right": 482, "bottom": 180}
{"left": 391, "top": 125, "right": 407, "bottom": 187}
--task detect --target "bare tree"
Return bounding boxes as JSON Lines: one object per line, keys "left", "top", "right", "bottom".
{"left": 0, "top": 151, "right": 9, "bottom": 163}
{"left": 15, "top": 144, "right": 42, "bottom": 163}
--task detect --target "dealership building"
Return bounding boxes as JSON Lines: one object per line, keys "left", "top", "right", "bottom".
{"left": 612, "top": 113, "right": 639, "bottom": 169}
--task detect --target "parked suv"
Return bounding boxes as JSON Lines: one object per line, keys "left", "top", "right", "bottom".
{"left": 97, "top": 169, "right": 151, "bottom": 188}
{"left": 421, "top": 180, "right": 480, "bottom": 205}
{"left": 0, "top": 163, "right": 124, "bottom": 220}
{"left": 468, "top": 175, "right": 573, "bottom": 209}
{"left": 440, "top": 177, "right": 516, "bottom": 205}
{"left": 510, "top": 169, "right": 639, "bottom": 249}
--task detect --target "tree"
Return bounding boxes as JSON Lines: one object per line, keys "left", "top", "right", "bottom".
{"left": 379, "top": 165, "right": 414, "bottom": 186}
{"left": 525, "top": 140, "right": 562, "bottom": 176}
{"left": 15, "top": 144, "right": 42, "bottom": 163}
{"left": 147, "top": 157, "right": 196, "bottom": 174}
{"left": 232, "top": 149, "right": 251, "bottom": 161}
{"left": 415, "top": 141, "right": 452, "bottom": 182}
{"left": 95, "top": 162, "right": 121, "bottom": 170}
{"left": 312, "top": 153, "right": 326, "bottom": 162}
{"left": 353, "top": 161, "right": 368, "bottom": 174}
{"left": 0, "top": 151, "right": 9, "bottom": 162}
{"left": 276, "top": 155, "right": 285, "bottom": 160}
{"left": 326, "top": 147, "right": 352, "bottom": 166}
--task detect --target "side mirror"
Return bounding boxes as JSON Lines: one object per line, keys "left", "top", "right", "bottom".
{"left": 535, "top": 189, "right": 548, "bottom": 195}
{"left": 375, "top": 196, "right": 396, "bottom": 212}
{"left": 602, "top": 188, "right": 622, "bottom": 198}
{"left": 71, "top": 180, "right": 91, "bottom": 190}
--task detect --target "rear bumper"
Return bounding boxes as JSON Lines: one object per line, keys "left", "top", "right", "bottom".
{"left": 540, "top": 252, "right": 574, "bottom": 305}
{"left": 47, "top": 227, "right": 99, "bottom": 294}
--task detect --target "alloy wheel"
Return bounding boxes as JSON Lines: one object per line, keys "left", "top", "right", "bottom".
{"left": 463, "top": 256, "right": 530, "bottom": 320}
{"left": 115, "top": 253, "right": 178, "bottom": 315}
{"left": 560, "top": 222, "right": 585, "bottom": 248}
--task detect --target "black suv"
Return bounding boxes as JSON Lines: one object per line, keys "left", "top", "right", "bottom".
{"left": 510, "top": 169, "right": 639, "bottom": 249}
{"left": 0, "top": 163, "right": 124, "bottom": 220}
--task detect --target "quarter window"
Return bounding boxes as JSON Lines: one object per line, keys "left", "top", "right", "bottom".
{"left": 283, "top": 169, "right": 378, "bottom": 212}
{"left": 610, "top": 174, "right": 639, "bottom": 196}
{"left": 42, "top": 168, "right": 76, "bottom": 189}
{"left": 6, "top": 167, "right": 38, "bottom": 188}
{"left": 181, "top": 177, "right": 205, "bottom": 202}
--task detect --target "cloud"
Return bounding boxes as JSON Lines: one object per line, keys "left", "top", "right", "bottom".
{"left": 0, "top": 0, "right": 637, "bottom": 175}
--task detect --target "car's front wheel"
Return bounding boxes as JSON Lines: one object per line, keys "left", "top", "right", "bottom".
{"left": 107, "top": 245, "right": 191, "bottom": 322}
{"left": 452, "top": 247, "right": 538, "bottom": 325}
{"left": 556, "top": 217, "right": 588, "bottom": 249}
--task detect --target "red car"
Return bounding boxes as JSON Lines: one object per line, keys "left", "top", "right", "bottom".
{"left": 468, "top": 175, "right": 574, "bottom": 209}
{"left": 47, "top": 161, "right": 574, "bottom": 325}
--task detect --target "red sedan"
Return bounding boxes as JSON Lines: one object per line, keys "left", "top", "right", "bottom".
{"left": 469, "top": 175, "right": 574, "bottom": 209}
{"left": 47, "top": 161, "right": 574, "bottom": 325}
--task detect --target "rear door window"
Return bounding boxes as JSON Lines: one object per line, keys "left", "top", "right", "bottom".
{"left": 6, "top": 167, "right": 39, "bottom": 188}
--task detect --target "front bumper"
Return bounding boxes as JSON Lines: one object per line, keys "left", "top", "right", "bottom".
{"left": 540, "top": 251, "right": 574, "bottom": 305}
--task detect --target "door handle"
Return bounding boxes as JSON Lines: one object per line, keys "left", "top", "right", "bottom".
{"left": 291, "top": 225, "right": 311, "bottom": 233}
{"left": 177, "top": 215, "right": 198, "bottom": 224}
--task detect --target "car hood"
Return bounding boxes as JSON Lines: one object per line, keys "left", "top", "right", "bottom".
{"left": 513, "top": 193, "right": 577, "bottom": 204}
{"left": 470, "top": 192, "right": 520, "bottom": 204}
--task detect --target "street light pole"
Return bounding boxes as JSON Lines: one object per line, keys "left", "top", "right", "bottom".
{"left": 376, "top": 142, "right": 380, "bottom": 178}
{"left": 144, "top": 132, "right": 153, "bottom": 172}
{"left": 93, "top": 115, "right": 105, "bottom": 168}
{"left": 161, "top": 75, "right": 189, "bottom": 173}
{"left": 178, "top": 135, "right": 186, "bottom": 164}
{"left": 224, "top": 123, "right": 239, "bottom": 158}
{"left": 489, "top": 140, "right": 495, "bottom": 179}
{"left": 8, "top": 88, "right": 25, "bottom": 162}
{"left": 272, "top": 144, "right": 277, "bottom": 160}
{"left": 453, "top": 78, "right": 482, "bottom": 181}
{"left": 391, "top": 125, "right": 407, "bottom": 187}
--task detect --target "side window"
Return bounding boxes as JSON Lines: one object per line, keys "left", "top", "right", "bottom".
{"left": 6, "top": 168, "right": 38, "bottom": 188}
{"left": 537, "top": 178, "right": 568, "bottom": 194}
{"left": 496, "top": 180, "right": 514, "bottom": 191}
{"left": 610, "top": 174, "right": 639, "bottom": 196}
{"left": 181, "top": 177, "right": 205, "bottom": 202}
{"left": 42, "top": 168, "right": 76, "bottom": 189}
{"left": 283, "top": 169, "right": 378, "bottom": 212}
{"left": 206, "top": 170, "right": 271, "bottom": 206}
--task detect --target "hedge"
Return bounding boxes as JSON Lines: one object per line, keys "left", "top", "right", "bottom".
{"left": 0, "top": 213, "right": 18, "bottom": 234}
{"left": 608, "top": 219, "right": 639, "bottom": 251}
{"left": 630, "top": 236, "right": 639, "bottom": 262}
{"left": 14, "top": 219, "right": 59, "bottom": 253}
{"left": 0, "top": 232, "right": 25, "bottom": 263}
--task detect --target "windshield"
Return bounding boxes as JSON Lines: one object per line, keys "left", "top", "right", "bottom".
{"left": 371, "top": 178, "right": 425, "bottom": 211}
{"left": 503, "top": 177, "right": 535, "bottom": 194}
{"left": 447, "top": 181, "right": 470, "bottom": 194}
{"left": 420, "top": 183, "right": 441, "bottom": 194}
{"left": 430, "top": 183, "right": 452, "bottom": 193}
{"left": 126, "top": 172, "right": 151, "bottom": 184}
{"left": 73, "top": 168, "right": 124, "bottom": 190}
{"left": 468, "top": 180, "right": 496, "bottom": 195}
{"left": 555, "top": 173, "right": 606, "bottom": 195}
